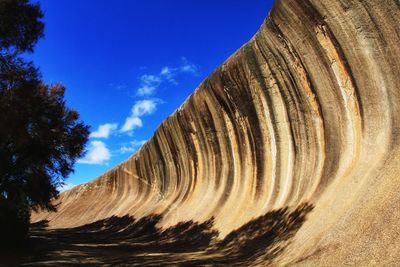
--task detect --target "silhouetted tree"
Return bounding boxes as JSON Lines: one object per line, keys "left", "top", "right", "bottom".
{"left": 0, "top": 0, "right": 89, "bottom": 246}
{"left": 0, "top": 0, "right": 44, "bottom": 53}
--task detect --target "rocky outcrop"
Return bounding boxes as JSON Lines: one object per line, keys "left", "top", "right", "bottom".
{"left": 32, "top": 0, "right": 400, "bottom": 265}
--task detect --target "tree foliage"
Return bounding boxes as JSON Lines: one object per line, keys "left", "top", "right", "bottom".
{"left": 0, "top": 0, "right": 89, "bottom": 245}
{"left": 0, "top": 60, "right": 89, "bottom": 211}
{"left": 0, "top": 0, "right": 44, "bottom": 53}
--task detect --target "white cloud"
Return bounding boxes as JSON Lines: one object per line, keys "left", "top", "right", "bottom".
{"left": 121, "top": 116, "right": 142, "bottom": 132}
{"left": 90, "top": 123, "right": 118, "bottom": 139}
{"left": 137, "top": 85, "right": 156, "bottom": 96}
{"left": 120, "top": 99, "right": 159, "bottom": 134}
{"left": 119, "top": 140, "right": 147, "bottom": 154}
{"left": 160, "top": 66, "right": 178, "bottom": 84}
{"left": 58, "top": 183, "right": 75, "bottom": 193}
{"left": 140, "top": 74, "right": 161, "bottom": 85}
{"left": 78, "top": 141, "right": 111, "bottom": 165}
{"left": 136, "top": 74, "right": 161, "bottom": 96}
{"left": 136, "top": 58, "right": 198, "bottom": 96}
{"left": 160, "top": 67, "right": 171, "bottom": 76}
{"left": 131, "top": 99, "right": 158, "bottom": 116}
{"left": 180, "top": 64, "right": 198, "bottom": 74}
{"left": 180, "top": 57, "right": 198, "bottom": 74}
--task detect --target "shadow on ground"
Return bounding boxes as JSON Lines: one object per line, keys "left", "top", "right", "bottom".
{"left": 0, "top": 203, "right": 313, "bottom": 266}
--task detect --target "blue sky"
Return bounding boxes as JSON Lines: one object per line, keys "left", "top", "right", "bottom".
{"left": 29, "top": 0, "right": 273, "bottom": 190}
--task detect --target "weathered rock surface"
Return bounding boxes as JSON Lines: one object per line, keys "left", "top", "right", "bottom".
{"left": 32, "top": 0, "right": 400, "bottom": 265}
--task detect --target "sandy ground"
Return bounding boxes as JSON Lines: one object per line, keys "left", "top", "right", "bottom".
{"left": 1, "top": 204, "right": 312, "bottom": 266}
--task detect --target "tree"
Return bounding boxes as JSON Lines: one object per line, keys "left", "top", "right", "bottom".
{"left": 0, "top": 0, "right": 89, "bottom": 246}
{"left": 0, "top": 0, "right": 44, "bottom": 53}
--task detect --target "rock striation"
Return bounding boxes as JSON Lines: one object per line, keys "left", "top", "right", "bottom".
{"left": 32, "top": 0, "right": 400, "bottom": 265}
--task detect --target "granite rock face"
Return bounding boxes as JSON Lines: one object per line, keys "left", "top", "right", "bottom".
{"left": 33, "top": 0, "right": 400, "bottom": 265}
